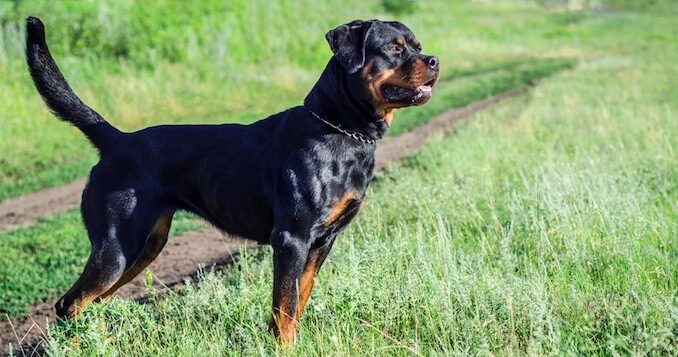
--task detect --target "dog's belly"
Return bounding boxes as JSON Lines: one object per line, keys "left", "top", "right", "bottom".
{"left": 176, "top": 195, "right": 275, "bottom": 243}
{"left": 138, "top": 123, "right": 277, "bottom": 242}
{"left": 204, "top": 190, "right": 274, "bottom": 243}
{"left": 172, "top": 169, "right": 274, "bottom": 243}
{"left": 205, "top": 207, "right": 274, "bottom": 244}
{"left": 187, "top": 156, "right": 275, "bottom": 243}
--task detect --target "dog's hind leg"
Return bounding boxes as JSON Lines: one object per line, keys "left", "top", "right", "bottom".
{"left": 55, "top": 186, "right": 160, "bottom": 319}
{"left": 55, "top": 240, "right": 127, "bottom": 319}
{"left": 97, "top": 211, "right": 174, "bottom": 300}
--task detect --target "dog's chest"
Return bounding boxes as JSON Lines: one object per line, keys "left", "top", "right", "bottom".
{"left": 315, "top": 140, "right": 373, "bottom": 193}
{"left": 313, "top": 143, "right": 374, "bottom": 231}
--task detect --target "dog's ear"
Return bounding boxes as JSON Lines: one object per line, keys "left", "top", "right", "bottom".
{"left": 325, "top": 20, "right": 374, "bottom": 74}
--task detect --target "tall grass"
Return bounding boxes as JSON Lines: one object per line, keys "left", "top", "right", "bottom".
{"left": 0, "top": 0, "right": 591, "bottom": 200}
{"left": 44, "top": 6, "right": 678, "bottom": 355}
{"left": 0, "top": 211, "right": 203, "bottom": 318}
{"left": 46, "top": 75, "right": 677, "bottom": 355}
{"left": 0, "top": 56, "right": 574, "bottom": 319}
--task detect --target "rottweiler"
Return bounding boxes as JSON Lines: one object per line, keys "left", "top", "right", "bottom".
{"left": 25, "top": 17, "right": 439, "bottom": 343}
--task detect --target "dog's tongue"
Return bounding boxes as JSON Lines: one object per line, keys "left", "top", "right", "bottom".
{"left": 417, "top": 85, "right": 432, "bottom": 94}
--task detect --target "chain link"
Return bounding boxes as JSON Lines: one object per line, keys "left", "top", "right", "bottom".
{"left": 307, "top": 109, "right": 377, "bottom": 145}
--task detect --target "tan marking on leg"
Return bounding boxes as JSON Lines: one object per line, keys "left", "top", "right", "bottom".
{"left": 98, "top": 213, "right": 173, "bottom": 300}
{"left": 325, "top": 192, "right": 359, "bottom": 227}
{"left": 295, "top": 254, "right": 320, "bottom": 319}
{"left": 63, "top": 279, "right": 119, "bottom": 318}
{"left": 295, "top": 238, "right": 340, "bottom": 320}
{"left": 270, "top": 292, "right": 297, "bottom": 346}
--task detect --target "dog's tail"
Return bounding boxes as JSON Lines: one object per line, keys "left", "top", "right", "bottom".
{"left": 25, "top": 17, "right": 121, "bottom": 152}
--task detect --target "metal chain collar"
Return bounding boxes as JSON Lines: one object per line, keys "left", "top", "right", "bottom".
{"left": 307, "top": 109, "right": 377, "bottom": 145}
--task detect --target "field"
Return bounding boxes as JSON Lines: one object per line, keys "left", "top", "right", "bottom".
{"left": 1, "top": 0, "right": 677, "bottom": 355}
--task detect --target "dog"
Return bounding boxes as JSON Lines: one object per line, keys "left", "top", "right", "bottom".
{"left": 25, "top": 17, "right": 439, "bottom": 344}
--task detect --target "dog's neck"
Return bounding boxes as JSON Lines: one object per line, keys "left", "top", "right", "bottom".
{"left": 304, "top": 58, "right": 388, "bottom": 141}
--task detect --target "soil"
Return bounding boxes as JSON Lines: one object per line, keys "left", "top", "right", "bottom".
{"left": 0, "top": 179, "right": 87, "bottom": 234}
{"left": 374, "top": 87, "right": 525, "bottom": 171}
{"left": 0, "top": 87, "right": 525, "bottom": 355}
{"left": 0, "top": 228, "right": 255, "bottom": 355}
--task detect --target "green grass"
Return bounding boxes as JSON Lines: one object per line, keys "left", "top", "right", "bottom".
{"left": 0, "top": 0, "right": 592, "bottom": 201}
{"left": 0, "top": 0, "right": 575, "bottom": 317}
{"left": 46, "top": 62, "right": 677, "bottom": 355}
{"left": 0, "top": 59, "right": 573, "bottom": 321}
{"left": 39, "top": 4, "right": 678, "bottom": 355}
{"left": 0, "top": 57, "right": 571, "bottom": 202}
{"left": 389, "top": 58, "right": 575, "bottom": 136}
{"left": 0, "top": 211, "right": 204, "bottom": 318}
{"left": 0, "top": 0, "right": 676, "bottom": 354}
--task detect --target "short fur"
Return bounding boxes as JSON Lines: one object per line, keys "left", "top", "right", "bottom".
{"left": 25, "top": 17, "right": 439, "bottom": 344}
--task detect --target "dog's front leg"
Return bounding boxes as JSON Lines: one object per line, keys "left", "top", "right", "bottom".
{"left": 268, "top": 228, "right": 310, "bottom": 345}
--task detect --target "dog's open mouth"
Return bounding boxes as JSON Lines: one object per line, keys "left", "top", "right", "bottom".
{"left": 381, "top": 79, "right": 435, "bottom": 104}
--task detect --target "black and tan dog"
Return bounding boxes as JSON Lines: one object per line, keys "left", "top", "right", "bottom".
{"left": 25, "top": 17, "right": 438, "bottom": 343}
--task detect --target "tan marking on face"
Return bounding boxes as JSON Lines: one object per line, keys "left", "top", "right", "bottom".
{"left": 383, "top": 111, "right": 394, "bottom": 125}
{"left": 412, "top": 39, "right": 421, "bottom": 48}
{"left": 409, "top": 58, "right": 429, "bottom": 85}
{"left": 361, "top": 56, "right": 434, "bottom": 123}
{"left": 395, "top": 37, "right": 405, "bottom": 46}
{"left": 325, "top": 192, "right": 359, "bottom": 227}
{"left": 362, "top": 62, "right": 398, "bottom": 119}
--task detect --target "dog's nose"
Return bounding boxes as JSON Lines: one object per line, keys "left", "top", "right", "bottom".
{"left": 425, "top": 56, "right": 439, "bottom": 70}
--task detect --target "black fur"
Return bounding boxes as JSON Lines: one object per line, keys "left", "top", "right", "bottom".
{"left": 325, "top": 20, "right": 374, "bottom": 74}
{"left": 25, "top": 17, "right": 438, "bottom": 342}
{"left": 26, "top": 17, "right": 120, "bottom": 151}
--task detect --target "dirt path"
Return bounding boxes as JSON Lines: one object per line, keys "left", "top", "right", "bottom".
{"left": 0, "top": 87, "right": 526, "bottom": 355}
{"left": 1, "top": 228, "right": 255, "bottom": 355}
{"left": 374, "top": 87, "right": 525, "bottom": 171}
{"left": 0, "top": 179, "right": 86, "bottom": 234}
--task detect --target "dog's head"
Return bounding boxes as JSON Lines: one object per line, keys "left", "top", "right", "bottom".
{"left": 326, "top": 19, "right": 439, "bottom": 124}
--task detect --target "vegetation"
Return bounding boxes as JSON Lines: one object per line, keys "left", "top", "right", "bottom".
{"left": 390, "top": 58, "right": 574, "bottom": 135}
{"left": 0, "top": 211, "right": 203, "bottom": 318}
{"left": 0, "top": 0, "right": 675, "bottom": 355}
{"left": 0, "top": 0, "right": 574, "bottom": 318}
{"left": 47, "top": 24, "right": 678, "bottom": 351}
{"left": 0, "top": 0, "right": 581, "bottom": 201}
